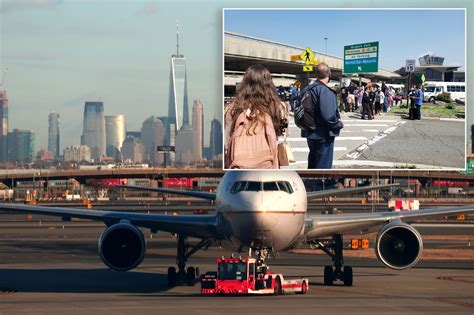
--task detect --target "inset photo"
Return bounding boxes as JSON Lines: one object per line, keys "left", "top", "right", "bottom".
{"left": 223, "top": 9, "right": 466, "bottom": 170}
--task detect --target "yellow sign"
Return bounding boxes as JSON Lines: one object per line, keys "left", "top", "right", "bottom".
{"left": 303, "top": 65, "right": 313, "bottom": 72}
{"left": 421, "top": 74, "right": 426, "bottom": 84}
{"left": 300, "top": 47, "right": 315, "bottom": 64}
{"left": 291, "top": 55, "right": 301, "bottom": 61}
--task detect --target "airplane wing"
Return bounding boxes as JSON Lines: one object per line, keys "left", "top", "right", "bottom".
{"left": 304, "top": 205, "right": 474, "bottom": 239}
{"left": 117, "top": 185, "right": 216, "bottom": 200}
{"left": 306, "top": 183, "right": 399, "bottom": 200}
{"left": 0, "top": 204, "right": 220, "bottom": 239}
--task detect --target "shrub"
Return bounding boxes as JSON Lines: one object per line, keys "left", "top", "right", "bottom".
{"left": 436, "top": 92, "right": 452, "bottom": 103}
{"left": 445, "top": 104, "right": 455, "bottom": 110}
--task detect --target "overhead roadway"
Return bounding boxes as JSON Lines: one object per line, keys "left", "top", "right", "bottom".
{"left": 0, "top": 169, "right": 471, "bottom": 186}
{"left": 224, "top": 32, "right": 401, "bottom": 82}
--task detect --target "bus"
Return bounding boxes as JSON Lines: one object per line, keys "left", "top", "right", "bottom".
{"left": 423, "top": 81, "right": 466, "bottom": 103}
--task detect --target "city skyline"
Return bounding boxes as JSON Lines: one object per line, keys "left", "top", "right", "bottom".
{"left": 1, "top": 0, "right": 222, "bottom": 150}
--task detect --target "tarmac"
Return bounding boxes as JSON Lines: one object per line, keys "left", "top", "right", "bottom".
{"left": 0, "top": 222, "right": 473, "bottom": 314}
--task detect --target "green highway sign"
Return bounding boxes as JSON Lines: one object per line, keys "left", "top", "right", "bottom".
{"left": 344, "top": 41, "right": 379, "bottom": 74}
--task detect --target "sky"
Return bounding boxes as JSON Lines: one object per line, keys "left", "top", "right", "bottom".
{"left": 224, "top": 9, "right": 466, "bottom": 72}
{"left": 0, "top": 0, "right": 472, "bottom": 151}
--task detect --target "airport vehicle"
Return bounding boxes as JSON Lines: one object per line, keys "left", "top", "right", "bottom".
{"left": 1, "top": 171, "right": 473, "bottom": 288}
{"left": 200, "top": 256, "right": 308, "bottom": 295}
{"left": 423, "top": 81, "right": 466, "bottom": 103}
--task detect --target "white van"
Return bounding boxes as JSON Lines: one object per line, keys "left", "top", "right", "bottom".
{"left": 423, "top": 81, "right": 466, "bottom": 103}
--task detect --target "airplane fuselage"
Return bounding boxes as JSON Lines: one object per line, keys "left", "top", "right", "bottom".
{"left": 214, "top": 171, "right": 307, "bottom": 252}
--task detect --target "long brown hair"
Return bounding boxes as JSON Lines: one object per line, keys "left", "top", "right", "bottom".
{"left": 229, "top": 65, "right": 284, "bottom": 135}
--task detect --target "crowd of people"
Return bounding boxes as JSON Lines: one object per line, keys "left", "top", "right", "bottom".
{"left": 338, "top": 82, "right": 405, "bottom": 119}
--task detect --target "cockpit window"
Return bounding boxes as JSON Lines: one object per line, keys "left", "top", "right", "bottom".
{"left": 263, "top": 181, "right": 279, "bottom": 191}
{"left": 246, "top": 181, "right": 262, "bottom": 191}
{"left": 277, "top": 181, "right": 294, "bottom": 194}
{"left": 230, "top": 181, "right": 246, "bottom": 194}
{"left": 231, "top": 180, "right": 294, "bottom": 194}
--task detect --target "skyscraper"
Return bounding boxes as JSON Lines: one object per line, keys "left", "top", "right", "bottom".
{"left": 167, "top": 20, "right": 190, "bottom": 134}
{"left": 122, "top": 136, "right": 144, "bottom": 163}
{"left": 48, "top": 112, "right": 60, "bottom": 158}
{"left": 64, "top": 145, "right": 91, "bottom": 163}
{"left": 81, "top": 101, "right": 106, "bottom": 160}
{"left": 210, "top": 118, "right": 223, "bottom": 160}
{"left": 175, "top": 126, "right": 194, "bottom": 165}
{"left": 140, "top": 116, "right": 165, "bottom": 165}
{"left": 7, "top": 129, "right": 35, "bottom": 163}
{"left": 192, "top": 99, "right": 203, "bottom": 160}
{"left": 0, "top": 90, "right": 8, "bottom": 162}
{"left": 105, "top": 115, "right": 126, "bottom": 161}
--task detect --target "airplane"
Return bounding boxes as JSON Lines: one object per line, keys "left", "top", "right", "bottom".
{"left": 0, "top": 170, "right": 473, "bottom": 288}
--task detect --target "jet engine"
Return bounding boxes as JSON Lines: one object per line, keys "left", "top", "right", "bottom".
{"left": 375, "top": 222, "right": 423, "bottom": 270}
{"left": 99, "top": 222, "right": 146, "bottom": 271}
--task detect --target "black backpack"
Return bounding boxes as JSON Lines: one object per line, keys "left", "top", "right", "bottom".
{"left": 294, "top": 82, "right": 318, "bottom": 131}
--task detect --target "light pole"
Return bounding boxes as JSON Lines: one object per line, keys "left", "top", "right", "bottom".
{"left": 324, "top": 37, "right": 328, "bottom": 54}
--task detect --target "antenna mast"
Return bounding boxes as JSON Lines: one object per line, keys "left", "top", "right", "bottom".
{"left": 0, "top": 68, "right": 7, "bottom": 88}
{"left": 176, "top": 19, "right": 180, "bottom": 56}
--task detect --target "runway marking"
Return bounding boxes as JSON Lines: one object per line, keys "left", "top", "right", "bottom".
{"left": 437, "top": 276, "right": 474, "bottom": 284}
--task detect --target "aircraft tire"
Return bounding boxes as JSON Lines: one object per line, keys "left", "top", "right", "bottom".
{"left": 324, "top": 266, "right": 334, "bottom": 285}
{"left": 186, "top": 266, "right": 196, "bottom": 286}
{"left": 167, "top": 266, "right": 177, "bottom": 287}
{"left": 343, "top": 266, "right": 353, "bottom": 286}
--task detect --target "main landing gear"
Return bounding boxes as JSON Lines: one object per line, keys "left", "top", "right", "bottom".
{"left": 167, "top": 234, "right": 212, "bottom": 287}
{"left": 315, "top": 234, "right": 353, "bottom": 286}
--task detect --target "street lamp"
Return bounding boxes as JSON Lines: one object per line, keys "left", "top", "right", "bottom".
{"left": 324, "top": 37, "right": 328, "bottom": 54}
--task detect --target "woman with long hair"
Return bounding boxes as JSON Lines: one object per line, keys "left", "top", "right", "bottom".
{"left": 224, "top": 65, "right": 287, "bottom": 169}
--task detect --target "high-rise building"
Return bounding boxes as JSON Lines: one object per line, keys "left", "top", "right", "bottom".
{"left": 192, "top": 99, "right": 203, "bottom": 160}
{"left": 175, "top": 126, "right": 194, "bottom": 165}
{"left": 140, "top": 116, "right": 165, "bottom": 165}
{"left": 471, "top": 124, "right": 474, "bottom": 154}
{"left": 48, "top": 112, "right": 60, "bottom": 158}
{"left": 64, "top": 145, "right": 91, "bottom": 163}
{"left": 210, "top": 118, "right": 223, "bottom": 160}
{"left": 122, "top": 136, "right": 144, "bottom": 163}
{"left": 105, "top": 115, "right": 126, "bottom": 161}
{"left": 81, "top": 101, "right": 106, "bottom": 160}
{"left": 37, "top": 149, "right": 54, "bottom": 161}
{"left": 167, "top": 20, "right": 190, "bottom": 134}
{"left": 126, "top": 131, "right": 141, "bottom": 139}
{"left": 7, "top": 129, "right": 35, "bottom": 163}
{"left": 0, "top": 90, "right": 8, "bottom": 162}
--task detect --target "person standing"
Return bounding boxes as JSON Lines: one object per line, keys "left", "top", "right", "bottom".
{"left": 361, "top": 87, "right": 373, "bottom": 120}
{"left": 369, "top": 86, "right": 376, "bottom": 118}
{"left": 340, "top": 83, "right": 348, "bottom": 112}
{"left": 301, "top": 63, "right": 344, "bottom": 169}
{"left": 413, "top": 86, "right": 424, "bottom": 120}
{"left": 224, "top": 65, "right": 287, "bottom": 169}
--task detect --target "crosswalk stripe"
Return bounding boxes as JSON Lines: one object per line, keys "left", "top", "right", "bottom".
{"left": 279, "top": 137, "right": 367, "bottom": 142}
{"left": 344, "top": 124, "right": 388, "bottom": 127}
{"left": 342, "top": 119, "right": 397, "bottom": 123}
{"left": 291, "top": 147, "right": 348, "bottom": 153}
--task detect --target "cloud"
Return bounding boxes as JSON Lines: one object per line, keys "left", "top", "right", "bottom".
{"left": 1, "top": 0, "right": 62, "bottom": 13}
{"left": 135, "top": 1, "right": 159, "bottom": 16}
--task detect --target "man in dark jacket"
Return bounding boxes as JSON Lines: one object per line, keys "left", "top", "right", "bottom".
{"left": 301, "top": 63, "right": 344, "bottom": 169}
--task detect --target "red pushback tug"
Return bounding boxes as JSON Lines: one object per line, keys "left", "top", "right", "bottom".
{"left": 201, "top": 257, "right": 309, "bottom": 295}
